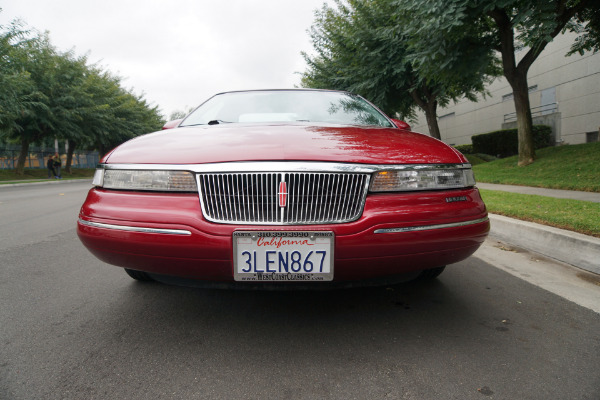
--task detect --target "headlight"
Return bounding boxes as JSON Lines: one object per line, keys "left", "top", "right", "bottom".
{"left": 93, "top": 169, "right": 197, "bottom": 192}
{"left": 370, "top": 167, "right": 475, "bottom": 192}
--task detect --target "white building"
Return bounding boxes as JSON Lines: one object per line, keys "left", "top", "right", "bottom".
{"left": 410, "top": 31, "right": 600, "bottom": 145}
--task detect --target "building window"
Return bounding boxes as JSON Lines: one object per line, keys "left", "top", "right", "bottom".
{"left": 540, "top": 87, "right": 556, "bottom": 115}
{"left": 586, "top": 131, "right": 599, "bottom": 143}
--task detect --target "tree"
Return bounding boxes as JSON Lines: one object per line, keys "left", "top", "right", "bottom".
{"left": 3, "top": 32, "right": 57, "bottom": 175}
{"left": 0, "top": 19, "right": 45, "bottom": 167}
{"left": 169, "top": 107, "right": 194, "bottom": 121}
{"left": 398, "top": 0, "right": 600, "bottom": 165}
{"left": 302, "top": 0, "right": 498, "bottom": 140}
{"left": 1, "top": 12, "right": 164, "bottom": 174}
{"left": 3, "top": 32, "right": 99, "bottom": 175}
{"left": 68, "top": 68, "right": 164, "bottom": 165}
{"left": 45, "top": 50, "right": 91, "bottom": 173}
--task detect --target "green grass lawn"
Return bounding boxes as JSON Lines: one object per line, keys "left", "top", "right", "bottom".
{"left": 480, "top": 189, "right": 600, "bottom": 237}
{"left": 472, "top": 141, "right": 600, "bottom": 192}
{"left": 0, "top": 168, "right": 95, "bottom": 183}
{"left": 464, "top": 154, "right": 487, "bottom": 166}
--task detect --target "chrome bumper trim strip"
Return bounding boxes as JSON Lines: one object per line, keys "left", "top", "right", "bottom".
{"left": 78, "top": 219, "right": 192, "bottom": 236}
{"left": 374, "top": 217, "right": 489, "bottom": 234}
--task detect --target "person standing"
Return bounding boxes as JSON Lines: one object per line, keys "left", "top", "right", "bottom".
{"left": 53, "top": 152, "right": 62, "bottom": 179}
{"left": 47, "top": 155, "right": 56, "bottom": 178}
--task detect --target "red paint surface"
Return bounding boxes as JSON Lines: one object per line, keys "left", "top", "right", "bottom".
{"left": 105, "top": 124, "right": 466, "bottom": 165}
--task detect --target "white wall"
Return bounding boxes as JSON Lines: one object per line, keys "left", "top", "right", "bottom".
{"left": 410, "top": 31, "right": 600, "bottom": 145}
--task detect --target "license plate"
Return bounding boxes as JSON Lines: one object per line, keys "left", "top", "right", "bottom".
{"left": 233, "top": 231, "right": 334, "bottom": 282}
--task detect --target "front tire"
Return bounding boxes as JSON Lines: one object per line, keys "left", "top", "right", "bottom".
{"left": 417, "top": 266, "right": 446, "bottom": 281}
{"left": 124, "top": 268, "right": 154, "bottom": 282}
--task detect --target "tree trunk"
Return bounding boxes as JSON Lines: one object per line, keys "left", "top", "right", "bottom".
{"left": 488, "top": 8, "right": 541, "bottom": 167}
{"left": 65, "top": 141, "right": 76, "bottom": 174}
{"left": 423, "top": 100, "right": 441, "bottom": 140}
{"left": 15, "top": 138, "right": 30, "bottom": 175}
{"left": 410, "top": 88, "right": 441, "bottom": 140}
{"left": 97, "top": 143, "right": 107, "bottom": 159}
{"left": 508, "top": 71, "right": 535, "bottom": 166}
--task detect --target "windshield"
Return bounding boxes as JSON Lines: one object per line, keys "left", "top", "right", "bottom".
{"left": 180, "top": 90, "right": 393, "bottom": 128}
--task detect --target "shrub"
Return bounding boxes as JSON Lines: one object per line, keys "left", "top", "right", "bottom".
{"left": 472, "top": 125, "right": 553, "bottom": 157}
{"left": 454, "top": 144, "right": 473, "bottom": 154}
{"left": 475, "top": 153, "right": 498, "bottom": 162}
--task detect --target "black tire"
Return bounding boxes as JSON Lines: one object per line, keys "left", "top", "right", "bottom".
{"left": 124, "top": 268, "right": 154, "bottom": 282}
{"left": 416, "top": 266, "right": 446, "bottom": 281}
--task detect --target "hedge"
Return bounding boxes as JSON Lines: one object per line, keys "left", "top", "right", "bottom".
{"left": 453, "top": 144, "right": 473, "bottom": 154}
{"left": 471, "top": 125, "right": 553, "bottom": 157}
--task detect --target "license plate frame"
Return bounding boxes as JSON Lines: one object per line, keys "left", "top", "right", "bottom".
{"left": 233, "top": 231, "right": 334, "bottom": 282}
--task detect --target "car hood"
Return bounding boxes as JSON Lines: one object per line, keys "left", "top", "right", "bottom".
{"left": 104, "top": 123, "right": 465, "bottom": 165}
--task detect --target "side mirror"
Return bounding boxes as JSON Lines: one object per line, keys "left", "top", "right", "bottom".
{"left": 162, "top": 119, "right": 183, "bottom": 130}
{"left": 391, "top": 119, "right": 411, "bottom": 130}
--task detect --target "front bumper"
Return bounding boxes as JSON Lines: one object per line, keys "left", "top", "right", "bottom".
{"left": 77, "top": 187, "right": 489, "bottom": 282}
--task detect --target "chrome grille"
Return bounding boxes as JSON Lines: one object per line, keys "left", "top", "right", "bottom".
{"left": 198, "top": 172, "right": 369, "bottom": 224}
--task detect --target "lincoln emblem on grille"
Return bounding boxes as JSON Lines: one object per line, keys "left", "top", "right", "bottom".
{"left": 278, "top": 181, "right": 288, "bottom": 208}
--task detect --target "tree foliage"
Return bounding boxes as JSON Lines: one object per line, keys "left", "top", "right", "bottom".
{"left": 75, "top": 68, "right": 164, "bottom": 157}
{"left": 301, "top": 0, "right": 499, "bottom": 140}
{"left": 0, "top": 12, "right": 164, "bottom": 174}
{"left": 397, "top": 0, "right": 600, "bottom": 165}
{"left": 0, "top": 19, "right": 44, "bottom": 143}
{"left": 169, "top": 107, "right": 195, "bottom": 121}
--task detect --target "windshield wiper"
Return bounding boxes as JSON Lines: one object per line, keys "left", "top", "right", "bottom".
{"left": 179, "top": 120, "right": 232, "bottom": 127}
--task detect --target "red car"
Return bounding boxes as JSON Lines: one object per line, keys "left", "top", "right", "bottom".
{"left": 77, "top": 89, "right": 489, "bottom": 288}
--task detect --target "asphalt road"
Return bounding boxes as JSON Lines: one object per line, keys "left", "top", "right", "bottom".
{"left": 1, "top": 182, "right": 599, "bottom": 400}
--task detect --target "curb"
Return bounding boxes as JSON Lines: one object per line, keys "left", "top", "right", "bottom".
{"left": 0, "top": 179, "right": 92, "bottom": 188}
{"left": 489, "top": 213, "right": 600, "bottom": 275}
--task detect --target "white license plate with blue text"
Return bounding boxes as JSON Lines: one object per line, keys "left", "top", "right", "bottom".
{"left": 233, "top": 231, "right": 334, "bottom": 282}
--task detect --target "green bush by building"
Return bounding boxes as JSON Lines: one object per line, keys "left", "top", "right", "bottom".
{"left": 471, "top": 125, "right": 553, "bottom": 157}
